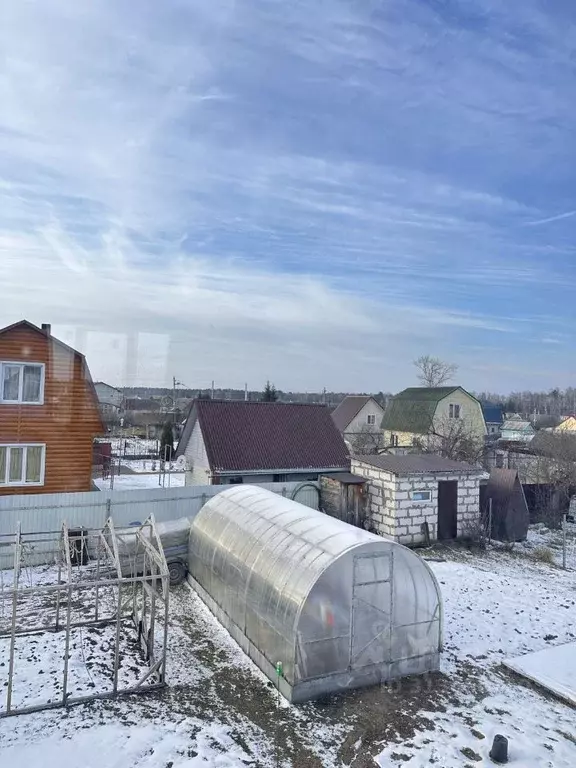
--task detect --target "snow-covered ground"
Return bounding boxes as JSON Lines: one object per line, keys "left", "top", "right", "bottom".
{"left": 521, "top": 520, "right": 576, "bottom": 569}
{"left": 94, "top": 472, "right": 185, "bottom": 491}
{"left": 1, "top": 538, "right": 575, "bottom": 767}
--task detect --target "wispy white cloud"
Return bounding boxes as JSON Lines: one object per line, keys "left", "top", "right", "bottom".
{"left": 525, "top": 210, "right": 576, "bottom": 226}
{"left": 0, "top": 0, "right": 574, "bottom": 391}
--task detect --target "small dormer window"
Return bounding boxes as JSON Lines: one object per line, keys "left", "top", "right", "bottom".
{"left": 1, "top": 363, "right": 45, "bottom": 404}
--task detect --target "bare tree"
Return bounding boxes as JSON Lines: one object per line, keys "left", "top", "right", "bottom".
{"left": 526, "top": 433, "right": 576, "bottom": 527}
{"left": 413, "top": 415, "right": 486, "bottom": 465}
{"left": 414, "top": 355, "right": 458, "bottom": 388}
{"left": 347, "top": 425, "right": 384, "bottom": 455}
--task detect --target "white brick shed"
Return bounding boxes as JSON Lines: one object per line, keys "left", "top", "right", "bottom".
{"left": 351, "top": 454, "right": 488, "bottom": 546}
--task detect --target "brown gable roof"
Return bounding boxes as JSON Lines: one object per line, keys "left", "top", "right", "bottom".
{"left": 331, "top": 395, "right": 376, "bottom": 432}
{"left": 177, "top": 399, "right": 350, "bottom": 473}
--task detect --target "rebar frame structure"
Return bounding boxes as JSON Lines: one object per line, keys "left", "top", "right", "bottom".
{"left": 0, "top": 516, "right": 169, "bottom": 717}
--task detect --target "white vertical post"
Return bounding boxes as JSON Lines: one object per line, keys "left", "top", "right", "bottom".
{"left": 562, "top": 514, "right": 567, "bottom": 570}
{"left": 6, "top": 524, "right": 22, "bottom": 714}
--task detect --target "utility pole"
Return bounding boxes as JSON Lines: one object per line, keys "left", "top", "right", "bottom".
{"left": 244, "top": 383, "right": 248, "bottom": 401}
{"left": 173, "top": 376, "right": 177, "bottom": 421}
{"left": 172, "top": 376, "right": 185, "bottom": 422}
{"left": 211, "top": 380, "right": 215, "bottom": 399}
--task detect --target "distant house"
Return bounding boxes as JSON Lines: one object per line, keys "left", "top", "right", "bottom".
{"left": 481, "top": 403, "right": 504, "bottom": 437}
{"left": 331, "top": 395, "right": 385, "bottom": 452}
{"left": 94, "top": 382, "right": 124, "bottom": 418}
{"left": 352, "top": 453, "right": 486, "bottom": 545}
{"left": 554, "top": 415, "right": 576, "bottom": 433}
{"left": 0, "top": 320, "right": 104, "bottom": 495}
{"left": 382, "top": 386, "right": 486, "bottom": 449}
{"left": 501, "top": 418, "right": 535, "bottom": 442}
{"left": 176, "top": 399, "right": 350, "bottom": 485}
{"left": 123, "top": 397, "right": 164, "bottom": 437}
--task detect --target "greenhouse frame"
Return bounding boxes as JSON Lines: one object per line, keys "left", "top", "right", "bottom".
{"left": 188, "top": 485, "right": 443, "bottom": 702}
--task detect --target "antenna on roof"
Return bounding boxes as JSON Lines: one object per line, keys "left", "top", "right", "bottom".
{"left": 211, "top": 380, "right": 215, "bottom": 399}
{"left": 244, "top": 383, "right": 248, "bottom": 401}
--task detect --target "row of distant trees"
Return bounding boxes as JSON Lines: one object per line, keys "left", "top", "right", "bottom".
{"left": 122, "top": 356, "right": 574, "bottom": 417}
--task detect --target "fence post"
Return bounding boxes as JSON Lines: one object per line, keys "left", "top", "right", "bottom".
{"left": 106, "top": 498, "right": 112, "bottom": 524}
{"left": 487, "top": 498, "right": 492, "bottom": 545}
{"left": 562, "top": 514, "right": 567, "bottom": 570}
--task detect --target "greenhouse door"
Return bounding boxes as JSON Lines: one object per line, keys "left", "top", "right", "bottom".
{"left": 350, "top": 553, "right": 392, "bottom": 669}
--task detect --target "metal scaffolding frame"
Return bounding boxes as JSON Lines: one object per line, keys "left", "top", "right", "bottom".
{"left": 0, "top": 516, "right": 169, "bottom": 718}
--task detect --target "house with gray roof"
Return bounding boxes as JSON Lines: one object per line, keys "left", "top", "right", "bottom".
{"left": 331, "top": 395, "right": 385, "bottom": 453}
{"left": 352, "top": 453, "right": 487, "bottom": 545}
{"left": 381, "top": 386, "right": 486, "bottom": 450}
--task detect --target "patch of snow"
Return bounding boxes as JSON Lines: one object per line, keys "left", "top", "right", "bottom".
{"left": 377, "top": 682, "right": 576, "bottom": 767}
{"left": 519, "top": 521, "right": 576, "bottom": 569}
{"left": 94, "top": 473, "right": 185, "bottom": 491}
{"left": 375, "top": 551, "right": 576, "bottom": 767}
{"left": 0, "top": 718, "right": 255, "bottom": 767}
{"left": 433, "top": 554, "right": 576, "bottom": 670}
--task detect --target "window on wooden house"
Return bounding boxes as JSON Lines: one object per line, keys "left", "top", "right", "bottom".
{"left": 1, "top": 363, "right": 45, "bottom": 404}
{"left": 0, "top": 444, "right": 45, "bottom": 486}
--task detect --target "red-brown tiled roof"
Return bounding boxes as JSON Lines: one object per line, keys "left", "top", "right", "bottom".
{"left": 177, "top": 399, "right": 350, "bottom": 473}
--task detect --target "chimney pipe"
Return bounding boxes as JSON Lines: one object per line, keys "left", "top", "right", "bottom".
{"left": 41, "top": 323, "right": 51, "bottom": 335}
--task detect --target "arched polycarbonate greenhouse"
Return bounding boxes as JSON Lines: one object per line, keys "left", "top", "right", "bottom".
{"left": 188, "top": 485, "right": 443, "bottom": 702}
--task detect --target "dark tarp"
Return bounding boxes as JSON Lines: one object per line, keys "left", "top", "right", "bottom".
{"left": 486, "top": 468, "right": 530, "bottom": 542}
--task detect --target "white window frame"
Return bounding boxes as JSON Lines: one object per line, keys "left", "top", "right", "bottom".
{"left": 449, "top": 403, "right": 461, "bottom": 419}
{"left": 411, "top": 490, "right": 431, "bottom": 502}
{"left": 0, "top": 362, "right": 45, "bottom": 405}
{"left": 0, "top": 443, "right": 46, "bottom": 487}
{"left": 366, "top": 414, "right": 376, "bottom": 425}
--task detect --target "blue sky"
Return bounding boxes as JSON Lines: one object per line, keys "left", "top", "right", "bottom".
{"left": 1, "top": 0, "right": 574, "bottom": 392}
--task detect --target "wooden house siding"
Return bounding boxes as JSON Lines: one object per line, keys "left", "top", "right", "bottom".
{"left": 0, "top": 325, "right": 104, "bottom": 495}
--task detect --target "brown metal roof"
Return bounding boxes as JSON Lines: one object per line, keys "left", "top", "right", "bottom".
{"left": 177, "top": 399, "right": 350, "bottom": 473}
{"left": 320, "top": 472, "right": 367, "bottom": 485}
{"left": 354, "top": 453, "right": 481, "bottom": 475}
{"left": 331, "top": 396, "right": 375, "bottom": 432}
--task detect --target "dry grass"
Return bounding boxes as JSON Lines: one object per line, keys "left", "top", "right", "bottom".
{"left": 531, "top": 546, "right": 555, "bottom": 564}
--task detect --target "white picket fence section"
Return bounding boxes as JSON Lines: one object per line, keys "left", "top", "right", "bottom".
{"left": 0, "top": 481, "right": 320, "bottom": 537}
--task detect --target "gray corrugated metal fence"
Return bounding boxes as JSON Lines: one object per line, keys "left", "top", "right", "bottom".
{"left": 0, "top": 481, "right": 319, "bottom": 537}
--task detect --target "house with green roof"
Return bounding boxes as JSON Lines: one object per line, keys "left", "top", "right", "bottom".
{"left": 382, "top": 386, "right": 486, "bottom": 450}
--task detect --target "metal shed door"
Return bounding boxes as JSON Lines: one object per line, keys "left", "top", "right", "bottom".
{"left": 350, "top": 553, "right": 392, "bottom": 669}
